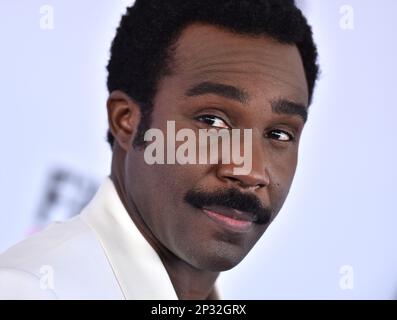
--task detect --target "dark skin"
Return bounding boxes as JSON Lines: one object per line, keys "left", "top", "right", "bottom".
{"left": 107, "top": 23, "right": 309, "bottom": 300}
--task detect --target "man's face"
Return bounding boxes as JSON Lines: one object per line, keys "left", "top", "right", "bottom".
{"left": 124, "top": 24, "right": 309, "bottom": 271}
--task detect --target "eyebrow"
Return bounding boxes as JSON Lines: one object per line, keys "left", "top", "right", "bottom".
{"left": 185, "top": 81, "right": 308, "bottom": 123}
{"left": 185, "top": 81, "right": 249, "bottom": 104}
{"left": 271, "top": 99, "right": 308, "bottom": 123}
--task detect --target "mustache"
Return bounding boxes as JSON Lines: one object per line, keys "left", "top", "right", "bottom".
{"left": 184, "top": 187, "right": 272, "bottom": 225}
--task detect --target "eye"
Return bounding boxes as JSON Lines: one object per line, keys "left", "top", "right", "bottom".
{"left": 266, "top": 129, "right": 294, "bottom": 142}
{"left": 196, "top": 114, "right": 230, "bottom": 129}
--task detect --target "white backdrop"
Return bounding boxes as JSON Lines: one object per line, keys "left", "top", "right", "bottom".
{"left": 0, "top": 0, "right": 396, "bottom": 299}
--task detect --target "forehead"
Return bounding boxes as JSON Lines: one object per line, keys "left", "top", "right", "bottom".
{"left": 168, "top": 23, "right": 309, "bottom": 106}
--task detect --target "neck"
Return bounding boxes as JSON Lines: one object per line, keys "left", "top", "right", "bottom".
{"left": 110, "top": 147, "right": 220, "bottom": 300}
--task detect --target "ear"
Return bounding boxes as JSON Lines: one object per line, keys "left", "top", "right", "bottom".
{"left": 107, "top": 90, "right": 141, "bottom": 151}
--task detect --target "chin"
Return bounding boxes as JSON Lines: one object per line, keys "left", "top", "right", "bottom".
{"left": 186, "top": 246, "right": 249, "bottom": 272}
{"left": 197, "top": 255, "right": 246, "bottom": 272}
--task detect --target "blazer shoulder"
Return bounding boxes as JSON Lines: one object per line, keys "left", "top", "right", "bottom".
{"left": 0, "top": 216, "right": 123, "bottom": 299}
{"left": 0, "top": 216, "right": 94, "bottom": 271}
{"left": 0, "top": 267, "right": 57, "bottom": 299}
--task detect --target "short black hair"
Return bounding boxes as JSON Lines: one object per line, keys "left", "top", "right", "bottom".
{"left": 106, "top": 0, "right": 319, "bottom": 148}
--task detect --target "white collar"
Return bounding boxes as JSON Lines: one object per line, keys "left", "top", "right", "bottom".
{"left": 80, "top": 177, "right": 178, "bottom": 300}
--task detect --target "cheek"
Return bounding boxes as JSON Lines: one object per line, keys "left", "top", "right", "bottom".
{"left": 271, "top": 146, "right": 299, "bottom": 180}
{"left": 125, "top": 155, "right": 186, "bottom": 244}
{"left": 127, "top": 150, "right": 207, "bottom": 211}
{"left": 268, "top": 151, "right": 298, "bottom": 207}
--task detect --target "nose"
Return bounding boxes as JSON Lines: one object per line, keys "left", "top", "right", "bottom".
{"left": 216, "top": 138, "right": 270, "bottom": 190}
{"left": 217, "top": 164, "right": 269, "bottom": 190}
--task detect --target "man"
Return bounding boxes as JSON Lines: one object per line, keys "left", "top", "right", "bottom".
{"left": 0, "top": 0, "right": 319, "bottom": 299}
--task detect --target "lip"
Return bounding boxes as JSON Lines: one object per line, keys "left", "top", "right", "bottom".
{"left": 202, "top": 205, "right": 257, "bottom": 233}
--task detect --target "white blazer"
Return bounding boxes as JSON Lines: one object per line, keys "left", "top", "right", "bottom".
{"left": 0, "top": 177, "right": 182, "bottom": 300}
